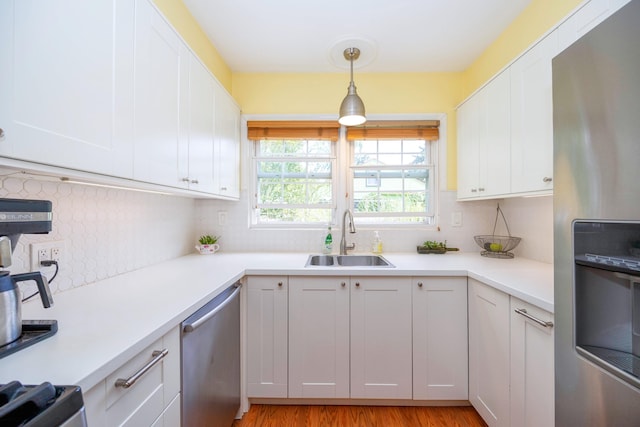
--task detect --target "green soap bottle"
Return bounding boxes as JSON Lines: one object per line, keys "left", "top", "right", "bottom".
{"left": 323, "top": 226, "right": 333, "bottom": 254}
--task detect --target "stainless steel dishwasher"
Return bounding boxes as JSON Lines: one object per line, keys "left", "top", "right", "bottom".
{"left": 181, "top": 282, "right": 241, "bottom": 427}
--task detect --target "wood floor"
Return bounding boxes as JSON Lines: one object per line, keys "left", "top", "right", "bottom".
{"left": 232, "top": 404, "right": 488, "bottom": 427}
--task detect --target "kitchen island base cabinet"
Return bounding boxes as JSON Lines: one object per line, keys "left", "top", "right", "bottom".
{"left": 82, "top": 326, "right": 181, "bottom": 427}
{"left": 468, "top": 279, "right": 510, "bottom": 427}
{"left": 510, "top": 297, "right": 554, "bottom": 427}
{"left": 350, "top": 277, "right": 413, "bottom": 399}
{"left": 412, "top": 277, "right": 468, "bottom": 400}
{"left": 246, "top": 276, "right": 288, "bottom": 398}
{"left": 288, "top": 277, "right": 350, "bottom": 398}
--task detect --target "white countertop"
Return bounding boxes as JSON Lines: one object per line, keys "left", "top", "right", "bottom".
{"left": 0, "top": 252, "right": 553, "bottom": 392}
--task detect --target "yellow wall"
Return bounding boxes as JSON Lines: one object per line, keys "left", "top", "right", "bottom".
{"left": 234, "top": 72, "right": 464, "bottom": 189}
{"left": 463, "top": 0, "right": 583, "bottom": 98}
{"left": 152, "top": 0, "right": 232, "bottom": 91}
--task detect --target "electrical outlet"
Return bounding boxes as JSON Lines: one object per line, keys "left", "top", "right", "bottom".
{"left": 30, "top": 241, "right": 66, "bottom": 271}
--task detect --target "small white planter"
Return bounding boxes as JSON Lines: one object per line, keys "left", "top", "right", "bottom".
{"left": 195, "top": 244, "right": 220, "bottom": 255}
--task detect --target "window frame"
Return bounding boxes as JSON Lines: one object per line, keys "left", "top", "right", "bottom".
{"left": 348, "top": 137, "right": 437, "bottom": 227}
{"left": 245, "top": 114, "right": 445, "bottom": 230}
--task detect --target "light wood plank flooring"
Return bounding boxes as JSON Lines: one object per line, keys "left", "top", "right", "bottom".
{"left": 233, "top": 405, "right": 488, "bottom": 427}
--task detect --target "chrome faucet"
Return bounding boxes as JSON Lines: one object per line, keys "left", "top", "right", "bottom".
{"left": 340, "top": 209, "right": 356, "bottom": 255}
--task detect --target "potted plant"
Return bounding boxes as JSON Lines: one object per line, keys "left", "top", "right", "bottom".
{"left": 196, "top": 234, "right": 220, "bottom": 254}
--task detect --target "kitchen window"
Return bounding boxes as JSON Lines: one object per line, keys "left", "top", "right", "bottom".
{"left": 347, "top": 122, "right": 439, "bottom": 225}
{"left": 248, "top": 119, "right": 439, "bottom": 227}
{"left": 248, "top": 121, "right": 339, "bottom": 225}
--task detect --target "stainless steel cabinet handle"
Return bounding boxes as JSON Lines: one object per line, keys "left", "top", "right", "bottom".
{"left": 514, "top": 308, "right": 554, "bottom": 328}
{"left": 417, "top": 282, "right": 423, "bottom": 287}
{"left": 115, "top": 349, "right": 169, "bottom": 389}
{"left": 471, "top": 188, "right": 477, "bottom": 193}
{"left": 190, "top": 179, "right": 199, "bottom": 184}
{"left": 478, "top": 187, "right": 485, "bottom": 192}
{"left": 183, "top": 285, "right": 241, "bottom": 332}
{"left": 0, "top": 128, "right": 4, "bottom": 138}
{"left": 221, "top": 187, "right": 227, "bottom": 191}
{"left": 543, "top": 177, "right": 553, "bottom": 183}
{"left": 181, "top": 177, "right": 190, "bottom": 182}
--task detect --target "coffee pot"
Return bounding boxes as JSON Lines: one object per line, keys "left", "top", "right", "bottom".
{"left": 0, "top": 270, "right": 53, "bottom": 347}
{"left": 0, "top": 198, "right": 55, "bottom": 348}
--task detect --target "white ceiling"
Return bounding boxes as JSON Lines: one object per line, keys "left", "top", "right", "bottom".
{"left": 183, "top": 0, "right": 532, "bottom": 73}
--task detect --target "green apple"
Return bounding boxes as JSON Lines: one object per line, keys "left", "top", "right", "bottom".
{"left": 489, "top": 243, "right": 503, "bottom": 252}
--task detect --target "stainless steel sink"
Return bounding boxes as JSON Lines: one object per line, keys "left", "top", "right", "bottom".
{"left": 305, "top": 254, "right": 394, "bottom": 268}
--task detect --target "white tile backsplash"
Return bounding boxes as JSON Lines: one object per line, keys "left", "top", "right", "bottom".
{"left": 194, "top": 190, "right": 554, "bottom": 263}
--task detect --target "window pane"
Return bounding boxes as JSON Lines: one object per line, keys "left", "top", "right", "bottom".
{"left": 350, "top": 137, "right": 435, "bottom": 224}
{"left": 257, "top": 208, "right": 332, "bottom": 224}
{"left": 308, "top": 140, "right": 331, "bottom": 155}
{"left": 258, "top": 161, "right": 283, "bottom": 176}
{"left": 308, "top": 182, "right": 332, "bottom": 204}
{"left": 258, "top": 180, "right": 283, "bottom": 204}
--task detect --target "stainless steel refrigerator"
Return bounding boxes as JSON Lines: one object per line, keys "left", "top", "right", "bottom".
{"left": 554, "top": 0, "right": 640, "bottom": 425}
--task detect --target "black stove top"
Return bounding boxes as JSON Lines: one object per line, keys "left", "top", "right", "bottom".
{"left": 0, "top": 320, "right": 57, "bottom": 360}
{"left": 0, "top": 381, "right": 84, "bottom": 427}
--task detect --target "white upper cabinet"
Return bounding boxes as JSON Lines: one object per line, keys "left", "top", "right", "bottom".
{"left": 184, "top": 54, "right": 216, "bottom": 193}
{"left": 558, "top": 0, "right": 632, "bottom": 52}
{"left": 510, "top": 30, "right": 558, "bottom": 194}
{"left": 0, "top": 0, "right": 135, "bottom": 177}
{"left": 133, "top": 0, "right": 188, "bottom": 189}
{"left": 457, "top": 71, "right": 510, "bottom": 200}
{"left": 214, "top": 86, "right": 241, "bottom": 199}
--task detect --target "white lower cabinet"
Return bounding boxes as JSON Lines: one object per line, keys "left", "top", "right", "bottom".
{"left": 510, "top": 297, "right": 554, "bottom": 427}
{"left": 469, "top": 278, "right": 555, "bottom": 427}
{"left": 246, "top": 276, "right": 288, "bottom": 398}
{"left": 350, "top": 277, "right": 413, "bottom": 399}
{"left": 288, "top": 276, "right": 349, "bottom": 398}
{"left": 83, "top": 326, "right": 181, "bottom": 427}
{"left": 468, "top": 279, "right": 510, "bottom": 427}
{"left": 412, "top": 277, "right": 468, "bottom": 400}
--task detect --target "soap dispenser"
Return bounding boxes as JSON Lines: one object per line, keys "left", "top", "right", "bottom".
{"left": 323, "top": 226, "right": 333, "bottom": 254}
{"left": 372, "top": 231, "right": 383, "bottom": 254}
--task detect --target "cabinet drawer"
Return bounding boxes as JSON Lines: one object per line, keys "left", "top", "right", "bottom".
{"left": 106, "top": 327, "right": 180, "bottom": 426}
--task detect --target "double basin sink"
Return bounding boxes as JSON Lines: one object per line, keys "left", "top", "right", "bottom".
{"left": 305, "top": 254, "right": 394, "bottom": 268}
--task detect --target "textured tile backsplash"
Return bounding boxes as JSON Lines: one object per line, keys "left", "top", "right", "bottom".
{"left": 1, "top": 174, "right": 196, "bottom": 297}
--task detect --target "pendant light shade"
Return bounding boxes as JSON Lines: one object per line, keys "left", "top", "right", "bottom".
{"left": 338, "top": 47, "right": 366, "bottom": 126}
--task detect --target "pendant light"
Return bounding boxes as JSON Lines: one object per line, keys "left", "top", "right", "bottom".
{"left": 338, "top": 47, "right": 366, "bottom": 126}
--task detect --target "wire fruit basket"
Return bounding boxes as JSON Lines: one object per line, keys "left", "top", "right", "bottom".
{"left": 474, "top": 203, "right": 521, "bottom": 259}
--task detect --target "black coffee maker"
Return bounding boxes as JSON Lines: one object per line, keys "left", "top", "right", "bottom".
{"left": 0, "top": 198, "right": 56, "bottom": 357}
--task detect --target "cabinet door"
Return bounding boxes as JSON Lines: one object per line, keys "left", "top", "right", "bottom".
{"left": 246, "top": 276, "right": 288, "bottom": 398}
{"left": 457, "top": 71, "right": 510, "bottom": 200}
{"left": 478, "top": 71, "right": 510, "bottom": 198}
{"left": 288, "top": 276, "right": 350, "bottom": 398}
{"left": 558, "top": 0, "right": 631, "bottom": 52}
{"left": 456, "top": 96, "right": 480, "bottom": 199}
{"left": 186, "top": 54, "right": 216, "bottom": 193}
{"left": 214, "top": 87, "right": 241, "bottom": 198}
{"left": 412, "top": 277, "right": 468, "bottom": 400}
{"left": 510, "top": 31, "right": 558, "bottom": 194}
{"left": 468, "top": 279, "right": 510, "bottom": 427}
{"left": 133, "top": 0, "right": 188, "bottom": 189}
{"left": 350, "top": 277, "right": 412, "bottom": 399}
{"left": 0, "top": 0, "right": 134, "bottom": 177}
{"left": 510, "top": 297, "right": 554, "bottom": 427}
